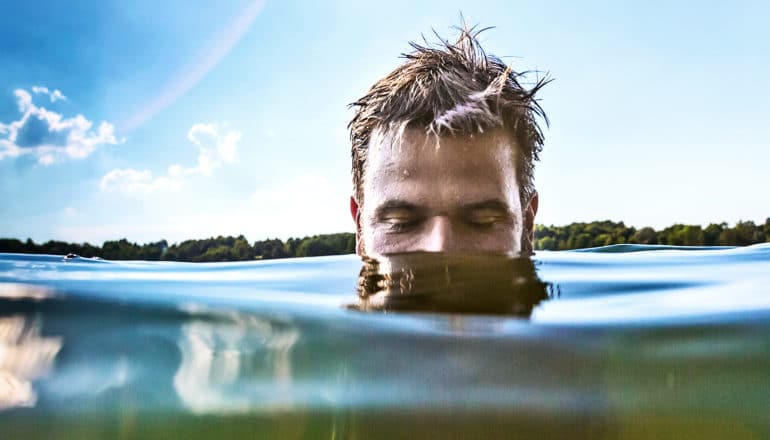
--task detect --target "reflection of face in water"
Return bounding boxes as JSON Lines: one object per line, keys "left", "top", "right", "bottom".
{"left": 352, "top": 252, "right": 550, "bottom": 317}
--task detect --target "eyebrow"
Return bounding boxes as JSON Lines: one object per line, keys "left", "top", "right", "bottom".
{"left": 374, "top": 200, "right": 425, "bottom": 218}
{"left": 458, "top": 199, "right": 512, "bottom": 213}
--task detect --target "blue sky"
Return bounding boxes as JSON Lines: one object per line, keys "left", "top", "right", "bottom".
{"left": 2, "top": 0, "right": 769, "bottom": 244}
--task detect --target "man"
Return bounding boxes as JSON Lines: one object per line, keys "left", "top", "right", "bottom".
{"left": 348, "top": 26, "right": 549, "bottom": 257}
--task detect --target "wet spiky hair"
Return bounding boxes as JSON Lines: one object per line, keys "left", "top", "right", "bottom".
{"left": 348, "top": 24, "right": 550, "bottom": 208}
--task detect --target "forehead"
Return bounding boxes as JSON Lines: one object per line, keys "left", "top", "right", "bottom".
{"left": 363, "top": 127, "right": 521, "bottom": 208}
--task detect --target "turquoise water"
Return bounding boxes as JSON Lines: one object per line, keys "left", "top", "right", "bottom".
{"left": 1, "top": 246, "right": 770, "bottom": 438}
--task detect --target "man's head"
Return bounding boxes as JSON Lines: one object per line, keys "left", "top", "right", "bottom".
{"left": 348, "top": 26, "right": 549, "bottom": 256}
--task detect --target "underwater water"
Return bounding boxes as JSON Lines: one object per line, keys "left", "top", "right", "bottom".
{"left": 1, "top": 245, "right": 769, "bottom": 439}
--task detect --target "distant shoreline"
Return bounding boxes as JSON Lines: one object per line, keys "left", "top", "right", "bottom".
{"left": 1, "top": 220, "right": 768, "bottom": 261}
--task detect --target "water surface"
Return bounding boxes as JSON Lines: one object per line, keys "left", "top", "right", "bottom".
{"left": 1, "top": 245, "right": 769, "bottom": 438}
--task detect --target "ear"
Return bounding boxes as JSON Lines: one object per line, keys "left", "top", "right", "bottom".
{"left": 350, "top": 196, "right": 363, "bottom": 255}
{"left": 524, "top": 192, "right": 539, "bottom": 253}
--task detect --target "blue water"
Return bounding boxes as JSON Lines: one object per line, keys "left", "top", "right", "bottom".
{"left": 1, "top": 246, "right": 770, "bottom": 438}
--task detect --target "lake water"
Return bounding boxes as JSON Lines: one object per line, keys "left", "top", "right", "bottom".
{"left": 1, "top": 245, "right": 769, "bottom": 438}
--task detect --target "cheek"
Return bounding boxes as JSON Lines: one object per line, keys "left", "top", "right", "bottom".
{"left": 364, "top": 227, "right": 416, "bottom": 255}
{"left": 472, "top": 228, "right": 521, "bottom": 253}
{"left": 361, "top": 222, "right": 390, "bottom": 255}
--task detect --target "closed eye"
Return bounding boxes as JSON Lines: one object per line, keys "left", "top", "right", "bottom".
{"left": 374, "top": 200, "right": 426, "bottom": 233}
{"left": 460, "top": 199, "right": 515, "bottom": 228}
{"left": 465, "top": 208, "right": 509, "bottom": 228}
{"left": 380, "top": 208, "right": 422, "bottom": 232}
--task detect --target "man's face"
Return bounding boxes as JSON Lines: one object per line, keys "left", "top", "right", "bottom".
{"left": 352, "top": 127, "right": 536, "bottom": 256}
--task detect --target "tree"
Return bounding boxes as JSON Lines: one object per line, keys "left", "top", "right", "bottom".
{"left": 536, "top": 236, "right": 557, "bottom": 250}
{"left": 733, "top": 221, "right": 761, "bottom": 246}
{"left": 704, "top": 223, "right": 725, "bottom": 246}
{"left": 632, "top": 227, "right": 657, "bottom": 245}
{"left": 764, "top": 218, "right": 770, "bottom": 242}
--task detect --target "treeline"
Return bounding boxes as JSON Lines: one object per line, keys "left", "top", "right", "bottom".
{"left": 2, "top": 219, "right": 770, "bottom": 260}
{"left": 534, "top": 219, "right": 770, "bottom": 250}
{"left": 0, "top": 233, "right": 355, "bottom": 262}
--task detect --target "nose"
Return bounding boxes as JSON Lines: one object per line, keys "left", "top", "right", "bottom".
{"left": 419, "top": 216, "right": 455, "bottom": 252}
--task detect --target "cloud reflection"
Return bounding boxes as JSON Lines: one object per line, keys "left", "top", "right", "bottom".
{"left": 0, "top": 315, "right": 61, "bottom": 410}
{"left": 174, "top": 307, "right": 299, "bottom": 414}
{"left": 0, "top": 283, "right": 54, "bottom": 300}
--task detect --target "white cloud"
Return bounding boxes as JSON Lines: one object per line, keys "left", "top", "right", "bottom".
{"left": 100, "top": 122, "right": 241, "bottom": 195}
{"left": 15, "top": 89, "right": 32, "bottom": 112}
{"left": 182, "top": 123, "right": 241, "bottom": 176}
{"left": 100, "top": 168, "right": 183, "bottom": 195}
{"left": 0, "top": 87, "right": 119, "bottom": 164}
{"left": 31, "top": 86, "right": 67, "bottom": 103}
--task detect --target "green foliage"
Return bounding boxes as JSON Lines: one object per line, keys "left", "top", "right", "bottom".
{"left": 632, "top": 227, "right": 657, "bottom": 245}
{"left": 535, "top": 220, "right": 637, "bottom": 250}
{"left": 0, "top": 233, "right": 358, "bottom": 261}
{"left": 536, "top": 236, "right": 557, "bottom": 251}
{"left": 2, "top": 218, "right": 769, "bottom": 259}
{"left": 703, "top": 223, "right": 725, "bottom": 246}
{"left": 534, "top": 218, "right": 770, "bottom": 250}
{"left": 296, "top": 233, "right": 354, "bottom": 257}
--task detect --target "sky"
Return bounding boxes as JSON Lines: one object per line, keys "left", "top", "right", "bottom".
{"left": 2, "top": 0, "right": 770, "bottom": 244}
